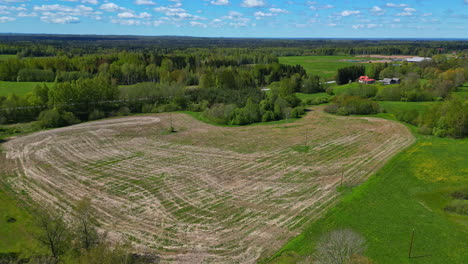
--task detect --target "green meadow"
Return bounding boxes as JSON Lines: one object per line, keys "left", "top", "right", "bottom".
{"left": 0, "top": 55, "right": 16, "bottom": 61}
{"left": 0, "top": 81, "right": 53, "bottom": 96}
{"left": 279, "top": 56, "right": 374, "bottom": 80}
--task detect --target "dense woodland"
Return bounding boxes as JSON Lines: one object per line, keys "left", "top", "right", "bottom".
{"left": 0, "top": 36, "right": 467, "bottom": 138}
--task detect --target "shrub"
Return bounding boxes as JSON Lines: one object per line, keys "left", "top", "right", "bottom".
{"left": 314, "top": 229, "right": 367, "bottom": 264}
{"left": 38, "top": 109, "right": 62, "bottom": 128}
{"left": 62, "top": 112, "right": 81, "bottom": 126}
{"left": 117, "top": 106, "right": 131, "bottom": 116}
{"left": 325, "top": 95, "right": 380, "bottom": 116}
{"left": 89, "top": 109, "right": 105, "bottom": 121}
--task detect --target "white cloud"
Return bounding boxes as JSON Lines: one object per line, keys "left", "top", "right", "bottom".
{"left": 241, "top": 0, "right": 265, "bottom": 8}
{"left": 0, "top": 16, "right": 14, "bottom": 23}
{"left": 135, "top": 0, "right": 155, "bottom": 5}
{"left": 41, "top": 14, "right": 80, "bottom": 24}
{"left": 210, "top": 0, "right": 229, "bottom": 5}
{"left": 254, "top": 11, "right": 274, "bottom": 19}
{"left": 404, "top": 7, "right": 416, "bottom": 12}
{"left": 386, "top": 3, "right": 408, "bottom": 8}
{"left": 99, "top": 3, "right": 125, "bottom": 12}
{"left": 61, "top": 0, "right": 99, "bottom": 4}
{"left": 269, "top": 8, "right": 288, "bottom": 13}
{"left": 118, "top": 12, "right": 151, "bottom": 19}
{"left": 340, "top": 10, "right": 360, "bottom": 16}
{"left": 396, "top": 11, "right": 413, "bottom": 16}
{"left": 190, "top": 21, "right": 207, "bottom": 28}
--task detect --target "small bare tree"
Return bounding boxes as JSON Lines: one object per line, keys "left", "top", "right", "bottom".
{"left": 34, "top": 208, "right": 70, "bottom": 259}
{"left": 313, "top": 229, "right": 367, "bottom": 264}
{"left": 73, "top": 197, "right": 100, "bottom": 251}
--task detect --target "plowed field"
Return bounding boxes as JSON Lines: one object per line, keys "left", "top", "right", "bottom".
{"left": 1, "top": 108, "right": 414, "bottom": 263}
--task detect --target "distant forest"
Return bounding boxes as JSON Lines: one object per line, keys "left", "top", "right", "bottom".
{"left": 0, "top": 35, "right": 467, "bottom": 137}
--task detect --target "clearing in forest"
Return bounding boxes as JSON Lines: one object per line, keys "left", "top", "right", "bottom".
{"left": 1, "top": 108, "right": 414, "bottom": 263}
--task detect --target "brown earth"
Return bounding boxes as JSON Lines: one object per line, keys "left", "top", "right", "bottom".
{"left": 1, "top": 108, "right": 415, "bottom": 263}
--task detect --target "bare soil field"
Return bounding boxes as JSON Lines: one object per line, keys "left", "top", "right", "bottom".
{"left": 1, "top": 108, "right": 414, "bottom": 263}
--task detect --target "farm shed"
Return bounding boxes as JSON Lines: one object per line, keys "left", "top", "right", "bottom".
{"left": 381, "top": 78, "right": 400, "bottom": 85}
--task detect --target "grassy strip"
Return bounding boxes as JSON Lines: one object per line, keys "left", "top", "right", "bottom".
{"left": 0, "top": 81, "right": 53, "bottom": 96}
{"left": 266, "top": 133, "right": 468, "bottom": 264}
{"left": 0, "top": 183, "right": 42, "bottom": 255}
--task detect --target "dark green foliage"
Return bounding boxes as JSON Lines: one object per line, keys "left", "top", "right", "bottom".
{"left": 38, "top": 109, "right": 62, "bottom": 128}
{"left": 325, "top": 95, "right": 380, "bottom": 116}
{"left": 396, "top": 109, "right": 419, "bottom": 125}
{"left": 419, "top": 97, "right": 468, "bottom": 138}
{"left": 344, "top": 83, "right": 378, "bottom": 98}
{"left": 336, "top": 65, "right": 365, "bottom": 85}
{"left": 17, "top": 69, "right": 55, "bottom": 82}
{"left": 375, "top": 85, "right": 401, "bottom": 101}
{"left": 62, "top": 112, "right": 81, "bottom": 126}
{"left": 88, "top": 109, "right": 105, "bottom": 121}
{"left": 301, "top": 75, "right": 322, "bottom": 94}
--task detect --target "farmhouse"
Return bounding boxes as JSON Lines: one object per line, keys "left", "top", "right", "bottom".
{"left": 381, "top": 78, "right": 400, "bottom": 85}
{"left": 358, "top": 76, "right": 376, "bottom": 84}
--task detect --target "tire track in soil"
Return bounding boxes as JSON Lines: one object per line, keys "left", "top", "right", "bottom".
{"left": 1, "top": 109, "right": 414, "bottom": 263}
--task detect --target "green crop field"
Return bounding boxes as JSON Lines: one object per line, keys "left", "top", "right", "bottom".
{"left": 0, "top": 81, "right": 53, "bottom": 96}
{"left": 267, "top": 129, "right": 468, "bottom": 264}
{"left": 279, "top": 56, "right": 374, "bottom": 80}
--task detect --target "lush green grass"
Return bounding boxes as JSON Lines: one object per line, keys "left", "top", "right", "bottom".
{"left": 379, "top": 101, "right": 440, "bottom": 115}
{"left": 267, "top": 133, "right": 468, "bottom": 264}
{"left": 0, "top": 55, "right": 16, "bottom": 61}
{"left": 453, "top": 83, "right": 468, "bottom": 99}
{"left": 0, "top": 185, "right": 40, "bottom": 255}
{"left": 279, "top": 56, "right": 373, "bottom": 80}
{"left": 0, "top": 81, "right": 53, "bottom": 96}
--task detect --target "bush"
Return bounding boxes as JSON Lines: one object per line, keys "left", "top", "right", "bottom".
{"left": 325, "top": 95, "right": 380, "bottom": 116}
{"left": 38, "top": 109, "right": 62, "bottom": 128}
{"left": 62, "top": 112, "right": 81, "bottom": 125}
{"left": 89, "top": 109, "right": 105, "bottom": 121}
{"left": 396, "top": 109, "right": 419, "bottom": 125}
{"left": 117, "top": 106, "right": 131, "bottom": 116}
{"left": 305, "top": 96, "right": 330, "bottom": 106}
{"left": 291, "top": 106, "right": 305, "bottom": 118}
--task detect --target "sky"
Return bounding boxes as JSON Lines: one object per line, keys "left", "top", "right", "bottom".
{"left": 0, "top": 0, "right": 467, "bottom": 38}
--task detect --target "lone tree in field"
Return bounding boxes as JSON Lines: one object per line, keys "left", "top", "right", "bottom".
{"left": 34, "top": 208, "right": 70, "bottom": 259}
{"left": 313, "top": 229, "right": 367, "bottom": 264}
{"left": 73, "top": 197, "right": 100, "bottom": 251}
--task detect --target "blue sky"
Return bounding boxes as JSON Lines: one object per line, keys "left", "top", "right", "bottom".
{"left": 0, "top": 0, "right": 466, "bottom": 38}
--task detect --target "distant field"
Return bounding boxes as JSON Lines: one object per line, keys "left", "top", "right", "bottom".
{"left": 268, "top": 134, "right": 468, "bottom": 264}
{"left": 379, "top": 101, "right": 439, "bottom": 115}
{"left": 1, "top": 109, "right": 413, "bottom": 262}
{"left": 0, "top": 81, "right": 53, "bottom": 96}
{"left": 279, "top": 56, "right": 374, "bottom": 80}
{"left": 0, "top": 54, "right": 16, "bottom": 61}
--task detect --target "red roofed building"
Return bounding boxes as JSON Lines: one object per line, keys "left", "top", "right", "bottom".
{"left": 358, "top": 76, "right": 376, "bottom": 84}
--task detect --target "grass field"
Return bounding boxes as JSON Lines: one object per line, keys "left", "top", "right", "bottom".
{"left": 0, "top": 81, "right": 53, "bottom": 96}
{"left": 267, "top": 133, "right": 468, "bottom": 264}
{"left": 0, "top": 109, "right": 413, "bottom": 262}
{"left": 279, "top": 56, "right": 373, "bottom": 80}
{"left": 378, "top": 101, "right": 439, "bottom": 115}
{"left": 0, "top": 55, "right": 16, "bottom": 61}
{"left": 0, "top": 186, "right": 40, "bottom": 255}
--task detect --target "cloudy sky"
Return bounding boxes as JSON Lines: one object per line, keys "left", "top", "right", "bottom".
{"left": 0, "top": 0, "right": 467, "bottom": 38}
